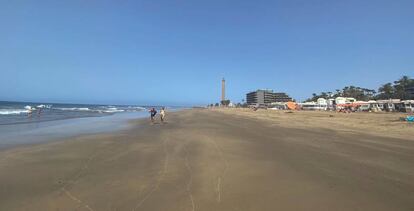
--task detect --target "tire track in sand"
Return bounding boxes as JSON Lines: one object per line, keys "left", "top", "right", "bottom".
{"left": 133, "top": 136, "right": 169, "bottom": 211}
{"left": 205, "top": 135, "right": 230, "bottom": 203}
{"left": 60, "top": 150, "right": 100, "bottom": 211}
{"left": 183, "top": 145, "right": 196, "bottom": 211}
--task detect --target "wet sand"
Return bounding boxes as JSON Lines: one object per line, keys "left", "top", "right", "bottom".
{"left": 1, "top": 109, "right": 414, "bottom": 210}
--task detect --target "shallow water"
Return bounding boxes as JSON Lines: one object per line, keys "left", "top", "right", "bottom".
{"left": 0, "top": 111, "right": 150, "bottom": 149}
{"left": 0, "top": 101, "right": 183, "bottom": 149}
{"left": 0, "top": 101, "right": 149, "bottom": 125}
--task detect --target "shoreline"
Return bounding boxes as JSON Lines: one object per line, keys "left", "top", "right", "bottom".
{"left": 0, "top": 111, "right": 150, "bottom": 150}
{"left": 0, "top": 108, "right": 184, "bottom": 151}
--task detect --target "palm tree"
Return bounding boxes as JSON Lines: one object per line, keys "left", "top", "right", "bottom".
{"left": 378, "top": 83, "right": 394, "bottom": 99}
{"left": 327, "top": 91, "right": 333, "bottom": 97}
{"left": 394, "top": 76, "right": 413, "bottom": 99}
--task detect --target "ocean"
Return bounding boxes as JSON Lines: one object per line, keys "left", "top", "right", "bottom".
{"left": 0, "top": 101, "right": 155, "bottom": 125}
{"left": 0, "top": 101, "right": 176, "bottom": 149}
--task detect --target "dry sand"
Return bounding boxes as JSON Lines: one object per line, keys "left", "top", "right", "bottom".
{"left": 215, "top": 108, "right": 414, "bottom": 139}
{"left": 0, "top": 109, "right": 413, "bottom": 210}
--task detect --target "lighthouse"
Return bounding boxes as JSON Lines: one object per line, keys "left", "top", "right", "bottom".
{"left": 221, "top": 78, "right": 226, "bottom": 102}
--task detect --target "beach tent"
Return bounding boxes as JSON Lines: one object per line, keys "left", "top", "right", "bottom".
{"left": 286, "top": 101, "right": 297, "bottom": 110}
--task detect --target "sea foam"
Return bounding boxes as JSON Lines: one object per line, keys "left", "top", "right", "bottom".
{"left": 102, "top": 108, "right": 125, "bottom": 113}
{"left": 55, "top": 107, "right": 90, "bottom": 111}
{"left": 0, "top": 109, "right": 30, "bottom": 115}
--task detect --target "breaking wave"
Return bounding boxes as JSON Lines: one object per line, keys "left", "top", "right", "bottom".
{"left": 0, "top": 109, "right": 30, "bottom": 115}
{"left": 55, "top": 107, "right": 90, "bottom": 111}
{"left": 101, "top": 108, "right": 125, "bottom": 113}
{"left": 129, "top": 106, "right": 146, "bottom": 110}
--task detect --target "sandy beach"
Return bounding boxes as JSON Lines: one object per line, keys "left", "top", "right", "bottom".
{"left": 1, "top": 109, "right": 414, "bottom": 210}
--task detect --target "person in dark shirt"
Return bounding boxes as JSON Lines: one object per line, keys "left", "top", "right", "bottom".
{"left": 149, "top": 108, "right": 157, "bottom": 123}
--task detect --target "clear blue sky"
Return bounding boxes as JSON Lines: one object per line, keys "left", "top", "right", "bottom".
{"left": 1, "top": 0, "right": 413, "bottom": 105}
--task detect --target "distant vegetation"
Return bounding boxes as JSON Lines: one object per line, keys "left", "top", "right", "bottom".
{"left": 220, "top": 100, "right": 231, "bottom": 106}
{"left": 306, "top": 76, "right": 414, "bottom": 102}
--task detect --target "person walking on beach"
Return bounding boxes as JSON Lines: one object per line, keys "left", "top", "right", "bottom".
{"left": 149, "top": 108, "right": 157, "bottom": 123}
{"left": 37, "top": 107, "right": 43, "bottom": 117}
{"left": 27, "top": 108, "right": 33, "bottom": 118}
{"left": 160, "top": 107, "right": 166, "bottom": 123}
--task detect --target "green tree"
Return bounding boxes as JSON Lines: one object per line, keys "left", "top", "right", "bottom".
{"left": 306, "top": 75, "right": 413, "bottom": 101}
{"left": 378, "top": 83, "right": 394, "bottom": 99}
{"left": 393, "top": 76, "right": 414, "bottom": 100}
{"left": 327, "top": 91, "right": 333, "bottom": 97}
{"left": 307, "top": 85, "right": 375, "bottom": 102}
{"left": 221, "top": 100, "right": 230, "bottom": 106}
